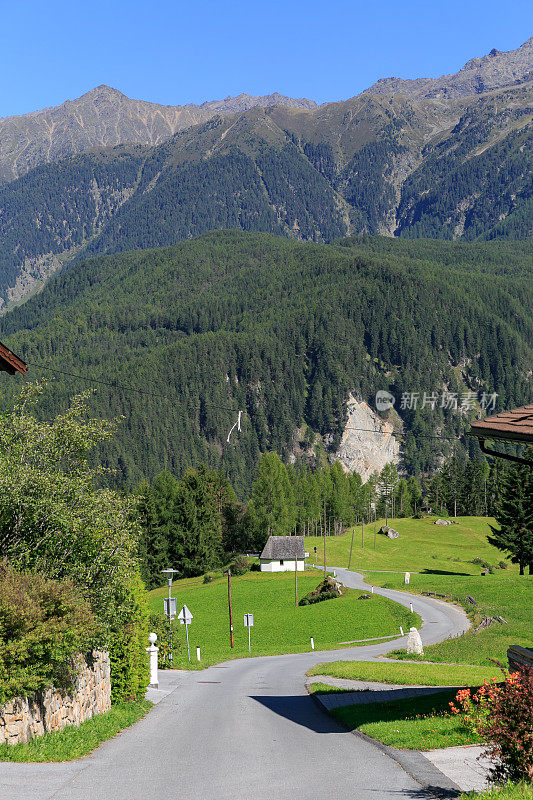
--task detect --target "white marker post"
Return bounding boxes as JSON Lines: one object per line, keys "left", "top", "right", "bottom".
{"left": 409, "top": 602, "right": 413, "bottom": 614}
{"left": 196, "top": 646, "right": 201, "bottom": 662}
{"left": 178, "top": 604, "right": 193, "bottom": 661}
{"left": 244, "top": 613, "right": 254, "bottom": 652}
{"left": 310, "top": 637, "right": 315, "bottom": 650}
{"left": 146, "top": 632, "right": 159, "bottom": 688}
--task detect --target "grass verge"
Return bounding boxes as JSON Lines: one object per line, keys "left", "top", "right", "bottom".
{"left": 307, "top": 660, "right": 502, "bottom": 686}
{"left": 327, "top": 689, "right": 480, "bottom": 750}
{"left": 460, "top": 784, "right": 533, "bottom": 800}
{"left": 148, "top": 569, "right": 419, "bottom": 669}
{"left": 0, "top": 701, "right": 152, "bottom": 762}
{"left": 371, "top": 572, "right": 532, "bottom": 665}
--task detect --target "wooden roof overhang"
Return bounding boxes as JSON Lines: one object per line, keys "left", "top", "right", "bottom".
{"left": 468, "top": 404, "right": 533, "bottom": 465}
{"left": 0, "top": 341, "right": 27, "bottom": 376}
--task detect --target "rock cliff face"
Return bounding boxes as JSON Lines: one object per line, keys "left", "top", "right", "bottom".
{"left": 335, "top": 395, "right": 399, "bottom": 482}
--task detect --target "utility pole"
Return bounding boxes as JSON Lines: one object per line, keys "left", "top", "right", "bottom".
{"left": 361, "top": 517, "right": 364, "bottom": 549}
{"left": 226, "top": 569, "right": 234, "bottom": 648}
{"left": 374, "top": 508, "right": 377, "bottom": 551}
{"left": 348, "top": 524, "right": 355, "bottom": 568}
{"left": 323, "top": 497, "right": 327, "bottom": 576}
{"left": 294, "top": 551, "right": 298, "bottom": 606}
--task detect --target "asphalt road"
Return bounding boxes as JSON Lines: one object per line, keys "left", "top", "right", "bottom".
{"left": 0, "top": 570, "right": 469, "bottom": 800}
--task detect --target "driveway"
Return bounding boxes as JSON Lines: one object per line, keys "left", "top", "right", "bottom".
{"left": 0, "top": 570, "right": 469, "bottom": 800}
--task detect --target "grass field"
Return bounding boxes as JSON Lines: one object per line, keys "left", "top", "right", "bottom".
{"left": 0, "top": 701, "right": 152, "bottom": 762}
{"left": 147, "top": 569, "right": 419, "bottom": 669}
{"left": 372, "top": 572, "right": 531, "bottom": 666}
{"left": 306, "top": 515, "right": 530, "bottom": 666}
{"left": 325, "top": 689, "right": 478, "bottom": 750}
{"left": 305, "top": 516, "right": 518, "bottom": 575}
{"left": 307, "top": 660, "right": 503, "bottom": 686}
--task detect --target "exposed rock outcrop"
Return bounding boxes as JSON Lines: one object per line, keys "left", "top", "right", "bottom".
{"left": 335, "top": 395, "right": 400, "bottom": 482}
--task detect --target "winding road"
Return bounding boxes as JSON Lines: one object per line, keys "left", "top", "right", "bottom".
{"left": 0, "top": 570, "right": 469, "bottom": 800}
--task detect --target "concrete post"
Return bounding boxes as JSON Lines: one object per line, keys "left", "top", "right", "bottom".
{"left": 147, "top": 632, "right": 159, "bottom": 688}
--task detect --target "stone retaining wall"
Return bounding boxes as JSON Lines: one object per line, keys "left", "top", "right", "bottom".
{"left": 0, "top": 650, "right": 111, "bottom": 746}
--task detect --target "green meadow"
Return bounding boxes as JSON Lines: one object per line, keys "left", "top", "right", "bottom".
{"left": 147, "top": 569, "right": 419, "bottom": 669}
{"left": 305, "top": 515, "right": 519, "bottom": 575}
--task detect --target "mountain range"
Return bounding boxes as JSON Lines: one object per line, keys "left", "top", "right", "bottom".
{"left": 0, "top": 37, "right": 531, "bottom": 308}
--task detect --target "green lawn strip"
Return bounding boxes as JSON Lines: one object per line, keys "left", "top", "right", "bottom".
{"left": 307, "top": 660, "right": 502, "bottom": 686}
{"left": 305, "top": 516, "right": 518, "bottom": 576}
{"left": 459, "top": 784, "right": 533, "bottom": 800}
{"left": 308, "top": 681, "right": 352, "bottom": 694}
{"left": 148, "top": 570, "right": 420, "bottom": 669}
{"left": 368, "top": 572, "right": 532, "bottom": 666}
{"left": 0, "top": 701, "right": 152, "bottom": 762}
{"left": 329, "top": 689, "right": 481, "bottom": 750}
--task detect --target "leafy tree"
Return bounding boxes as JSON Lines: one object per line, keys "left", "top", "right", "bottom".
{"left": 488, "top": 462, "right": 533, "bottom": 575}
{"left": 0, "top": 383, "right": 140, "bottom": 621}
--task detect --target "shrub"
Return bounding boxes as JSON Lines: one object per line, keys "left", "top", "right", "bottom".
{"left": 450, "top": 667, "right": 533, "bottom": 784}
{"left": 147, "top": 613, "right": 181, "bottom": 669}
{"left": 203, "top": 572, "right": 216, "bottom": 584}
{"left": 499, "top": 561, "right": 509, "bottom": 570}
{"left": 0, "top": 561, "right": 100, "bottom": 704}
{"left": 299, "top": 578, "right": 341, "bottom": 606}
{"left": 250, "top": 562, "right": 261, "bottom": 571}
{"left": 230, "top": 556, "right": 250, "bottom": 576}
{"left": 479, "top": 668, "right": 533, "bottom": 784}
{"left": 109, "top": 574, "right": 150, "bottom": 702}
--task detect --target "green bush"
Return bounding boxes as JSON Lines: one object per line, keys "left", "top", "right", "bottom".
{"left": 109, "top": 573, "right": 150, "bottom": 702}
{"left": 230, "top": 556, "right": 250, "bottom": 576}
{"left": 0, "top": 561, "right": 100, "bottom": 704}
{"left": 298, "top": 578, "right": 341, "bottom": 606}
{"left": 203, "top": 572, "right": 216, "bottom": 584}
{"left": 147, "top": 613, "right": 181, "bottom": 669}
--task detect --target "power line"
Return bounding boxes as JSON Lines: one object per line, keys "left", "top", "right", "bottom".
{"left": 29, "top": 364, "right": 242, "bottom": 414}
{"left": 28, "top": 365, "right": 465, "bottom": 442}
{"left": 342, "top": 424, "right": 463, "bottom": 442}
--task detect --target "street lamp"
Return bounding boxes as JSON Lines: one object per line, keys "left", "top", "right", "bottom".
{"left": 161, "top": 568, "right": 179, "bottom": 662}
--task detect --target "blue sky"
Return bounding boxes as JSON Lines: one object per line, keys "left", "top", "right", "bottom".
{"left": 0, "top": 1, "right": 531, "bottom": 116}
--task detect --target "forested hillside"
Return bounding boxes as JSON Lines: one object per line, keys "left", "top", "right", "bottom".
{"left": 1, "top": 232, "right": 530, "bottom": 496}
{"left": 0, "top": 75, "right": 530, "bottom": 308}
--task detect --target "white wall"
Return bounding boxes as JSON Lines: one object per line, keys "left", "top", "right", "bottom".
{"left": 260, "top": 558, "right": 305, "bottom": 572}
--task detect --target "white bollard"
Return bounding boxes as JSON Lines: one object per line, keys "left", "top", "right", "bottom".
{"left": 146, "top": 632, "right": 159, "bottom": 689}
{"left": 404, "top": 572, "right": 410, "bottom": 585}
{"left": 311, "top": 637, "right": 315, "bottom": 650}
{"left": 409, "top": 602, "right": 413, "bottom": 613}
{"left": 371, "top": 586, "right": 374, "bottom": 593}
{"left": 196, "top": 646, "right": 201, "bottom": 661}
{"left": 400, "top": 626, "right": 404, "bottom": 636}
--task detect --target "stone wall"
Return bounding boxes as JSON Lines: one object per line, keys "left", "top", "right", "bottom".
{"left": 0, "top": 650, "right": 111, "bottom": 746}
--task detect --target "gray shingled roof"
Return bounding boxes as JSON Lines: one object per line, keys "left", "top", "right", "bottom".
{"left": 260, "top": 536, "right": 305, "bottom": 560}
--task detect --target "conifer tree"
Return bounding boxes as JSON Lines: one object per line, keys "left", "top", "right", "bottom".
{"left": 488, "top": 463, "right": 533, "bottom": 575}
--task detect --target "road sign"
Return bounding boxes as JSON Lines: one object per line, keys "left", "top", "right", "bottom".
{"left": 164, "top": 597, "right": 177, "bottom": 618}
{"left": 178, "top": 604, "right": 193, "bottom": 624}
{"left": 244, "top": 613, "right": 254, "bottom": 652}
{"left": 178, "top": 605, "right": 193, "bottom": 662}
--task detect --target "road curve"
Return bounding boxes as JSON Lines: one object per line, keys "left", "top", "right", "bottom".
{"left": 0, "top": 570, "right": 469, "bottom": 800}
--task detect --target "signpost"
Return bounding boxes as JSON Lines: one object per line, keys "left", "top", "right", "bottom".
{"left": 161, "top": 568, "right": 179, "bottom": 663}
{"left": 244, "top": 613, "right": 254, "bottom": 652}
{"left": 178, "top": 604, "right": 193, "bottom": 662}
